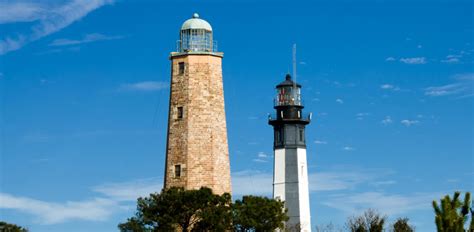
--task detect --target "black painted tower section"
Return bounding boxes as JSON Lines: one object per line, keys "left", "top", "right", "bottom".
{"left": 269, "top": 74, "right": 311, "bottom": 149}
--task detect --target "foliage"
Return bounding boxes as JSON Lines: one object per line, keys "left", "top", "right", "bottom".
{"left": 0, "top": 221, "right": 28, "bottom": 232}
{"left": 346, "top": 209, "right": 386, "bottom": 232}
{"left": 433, "top": 191, "right": 473, "bottom": 232}
{"left": 119, "top": 187, "right": 288, "bottom": 232}
{"left": 118, "top": 187, "right": 232, "bottom": 232}
{"left": 232, "top": 195, "right": 288, "bottom": 232}
{"left": 391, "top": 218, "right": 414, "bottom": 232}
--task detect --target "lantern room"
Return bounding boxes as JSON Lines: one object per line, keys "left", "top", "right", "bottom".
{"left": 275, "top": 74, "right": 302, "bottom": 106}
{"left": 178, "top": 13, "right": 216, "bottom": 52}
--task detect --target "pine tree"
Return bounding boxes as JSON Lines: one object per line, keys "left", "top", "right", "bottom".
{"left": 432, "top": 191, "right": 473, "bottom": 232}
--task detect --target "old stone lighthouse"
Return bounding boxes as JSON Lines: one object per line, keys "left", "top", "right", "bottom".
{"left": 163, "top": 13, "right": 231, "bottom": 195}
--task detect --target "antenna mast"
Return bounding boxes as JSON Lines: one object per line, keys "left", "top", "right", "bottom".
{"left": 292, "top": 44, "right": 297, "bottom": 103}
{"left": 292, "top": 44, "right": 297, "bottom": 84}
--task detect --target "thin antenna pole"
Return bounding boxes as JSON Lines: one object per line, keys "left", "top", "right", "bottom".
{"left": 292, "top": 44, "right": 297, "bottom": 82}
{"left": 292, "top": 44, "right": 297, "bottom": 103}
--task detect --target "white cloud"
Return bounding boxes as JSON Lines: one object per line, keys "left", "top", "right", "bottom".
{"left": 0, "top": 177, "right": 163, "bottom": 224}
{"left": 232, "top": 168, "right": 388, "bottom": 196}
{"left": 252, "top": 159, "right": 268, "bottom": 163}
{"left": 232, "top": 171, "right": 273, "bottom": 196}
{"left": 257, "top": 152, "right": 268, "bottom": 158}
{"left": 441, "top": 57, "right": 460, "bottom": 64}
{"left": 380, "top": 84, "right": 394, "bottom": 89}
{"left": 385, "top": 57, "right": 396, "bottom": 61}
{"left": 424, "top": 74, "right": 473, "bottom": 97}
{"left": 309, "top": 171, "right": 378, "bottom": 192}
{"left": 323, "top": 192, "right": 439, "bottom": 216}
{"left": 381, "top": 116, "right": 393, "bottom": 125}
{"left": 370, "top": 180, "right": 397, "bottom": 187}
{"left": 342, "top": 146, "right": 355, "bottom": 151}
{"left": 425, "top": 83, "right": 465, "bottom": 96}
{"left": 49, "top": 33, "right": 124, "bottom": 46}
{"left": 336, "top": 98, "right": 344, "bottom": 104}
{"left": 314, "top": 140, "right": 328, "bottom": 145}
{"left": 441, "top": 54, "right": 463, "bottom": 64}
{"left": 0, "top": 2, "right": 44, "bottom": 24}
{"left": 0, "top": 193, "right": 119, "bottom": 224}
{"left": 401, "top": 120, "right": 419, "bottom": 127}
{"left": 0, "top": 0, "right": 115, "bottom": 55}
{"left": 120, "top": 81, "right": 168, "bottom": 91}
{"left": 92, "top": 178, "right": 162, "bottom": 202}
{"left": 356, "top": 113, "right": 369, "bottom": 117}
{"left": 400, "top": 57, "right": 427, "bottom": 64}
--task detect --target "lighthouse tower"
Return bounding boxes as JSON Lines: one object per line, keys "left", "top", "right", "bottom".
{"left": 163, "top": 13, "right": 231, "bottom": 195}
{"left": 269, "top": 74, "right": 311, "bottom": 231}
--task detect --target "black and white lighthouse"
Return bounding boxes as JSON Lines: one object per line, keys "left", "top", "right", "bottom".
{"left": 269, "top": 74, "right": 312, "bottom": 231}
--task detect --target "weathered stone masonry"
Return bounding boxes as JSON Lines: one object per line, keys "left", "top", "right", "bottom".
{"left": 164, "top": 53, "right": 231, "bottom": 195}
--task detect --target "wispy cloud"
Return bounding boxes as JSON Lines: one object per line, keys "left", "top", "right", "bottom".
{"left": 336, "top": 98, "right": 344, "bottom": 104}
{"left": 253, "top": 152, "right": 270, "bottom": 163}
{"left": 0, "top": 193, "right": 119, "bottom": 224}
{"left": 342, "top": 146, "right": 355, "bottom": 151}
{"left": 0, "top": 2, "right": 44, "bottom": 24}
{"left": 232, "top": 171, "right": 272, "bottom": 196}
{"left": 356, "top": 113, "right": 370, "bottom": 120}
{"left": 323, "top": 191, "right": 439, "bottom": 216}
{"left": 120, "top": 81, "right": 168, "bottom": 91}
{"left": 401, "top": 119, "right": 419, "bottom": 127}
{"left": 400, "top": 57, "right": 427, "bottom": 64}
{"left": 381, "top": 116, "right": 393, "bottom": 125}
{"left": 380, "top": 84, "right": 400, "bottom": 91}
{"left": 441, "top": 53, "right": 466, "bottom": 64}
{"left": 0, "top": 177, "right": 162, "bottom": 224}
{"left": 385, "top": 57, "right": 396, "bottom": 61}
{"left": 232, "top": 168, "right": 392, "bottom": 196}
{"left": 0, "top": 0, "right": 115, "bottom": 55}
{"left": 314, "top": 140, "right": 328, "bottom": 145}
{"left": 92, "top": 177, "right": 162, "bottom": 201}
{"left": 257, "top": 152, "right": 268, "bottom": 158}
{"left": 309, "top": 170, "right": 380, "bottom": 192}
{"left": 49, "top": 33, "right": 124, "bottom": 46}
{"left": 424, "top": 73, "right": 473, "bottom": 97}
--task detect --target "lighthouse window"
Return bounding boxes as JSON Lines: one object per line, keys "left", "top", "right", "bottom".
{"left": 178, "top": 62, "right": 185, "bottom": 74}
{"left": 299, "top": 129, "right": 304, "bottom": 142}
{"left": 177, "top": 106, "right": 183, "bottom": 119}
{"left": 174, "top": 164, "right": 181, "bottom": 177}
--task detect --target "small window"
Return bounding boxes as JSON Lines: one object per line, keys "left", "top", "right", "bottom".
{"left": 299, "top": 129, "right": 304, "bottom": 142}
{"left": 177, "top": 107, "right": 183, "bottom": 119}
{"left": 174, "top": 165, "right": 181, "bottom": 177}
{"left": 178, "top": 62, "right": 185, "bottom": 75}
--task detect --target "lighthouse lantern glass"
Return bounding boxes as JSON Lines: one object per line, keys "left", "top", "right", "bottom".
{"left": 180, "top": 29, "right": 213, "bottom": 52}
{"left": 276, "top": 86, "right": 301, "bottom": 106}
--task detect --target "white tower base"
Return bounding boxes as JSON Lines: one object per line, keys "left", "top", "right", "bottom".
{"left": 274, "top": 147, "right": 311, "bottom": 232}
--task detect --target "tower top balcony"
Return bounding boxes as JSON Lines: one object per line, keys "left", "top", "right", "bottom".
{"left": 173, "top": 13, "right": 220, "bottom": 56}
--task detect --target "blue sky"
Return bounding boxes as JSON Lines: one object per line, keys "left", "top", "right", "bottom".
{"left": 0, "top": 0, "right": 473, "bottom": 231}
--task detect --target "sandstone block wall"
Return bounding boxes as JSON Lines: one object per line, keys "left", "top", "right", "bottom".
{"left": 164, "top": 53, "right": 231, "bottom": 195}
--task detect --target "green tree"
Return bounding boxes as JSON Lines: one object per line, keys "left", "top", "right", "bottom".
{"left": 232, "top": 195, "right": 289, "bottom": 232}
{"left": 433, "top": 191, "right": 473, "bottom": 232}
{"left": 346, "top": 209, "right": 386, "bottom": 232}
{"left": 118, "top": 187, "right": 232, "bottom": 232}
{"left": 391, "top": 218, "right": 414, "bottom": 232}
{"left": 0, "top": 221, "right": 28, "bottom": 232}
